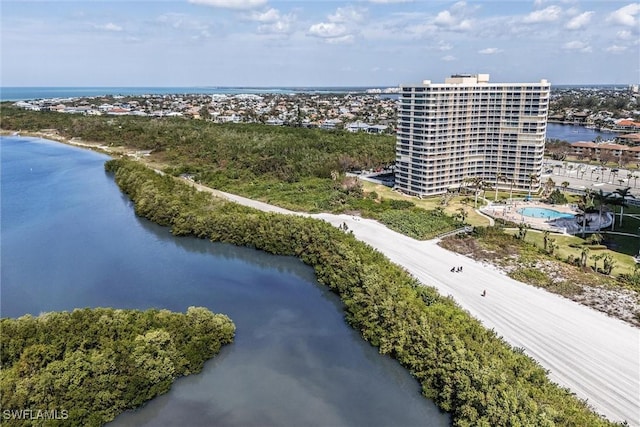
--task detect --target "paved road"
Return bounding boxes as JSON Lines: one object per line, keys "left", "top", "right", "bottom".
{"left": 191, "top": 181, "right": 640, "bottom": 425}
{"left": 544, "top": 159, "right": 640, "bottom": 198}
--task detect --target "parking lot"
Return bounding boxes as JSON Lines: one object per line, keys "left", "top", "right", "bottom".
{"left": 542, "top": 159, "right": 639, "bottom": 198}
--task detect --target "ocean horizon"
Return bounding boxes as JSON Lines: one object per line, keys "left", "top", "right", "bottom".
{"left": 0, "top": 84, "right": 629, "bottom": 101}
{"left": 0, "top": 86, "right": 390, "bottom": 101}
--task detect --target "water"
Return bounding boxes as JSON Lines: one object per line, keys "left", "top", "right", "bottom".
{"left": 546, "top": 123, "right": 616, "bottom": 143}
{"left": 517, "top": 207, "right": 575, "bottom": 219}
{"left": 0, "top": 86, "right": 378, "bottom": 101}
{"left": 0, "top": 136, "right": 448, "bottom": 427}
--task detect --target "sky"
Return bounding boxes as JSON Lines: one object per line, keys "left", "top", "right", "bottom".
{"left": 1, "top": 0, "right": 639, "bottom": 87}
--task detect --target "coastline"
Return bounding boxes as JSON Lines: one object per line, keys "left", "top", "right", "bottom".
{"left": 0, "top": 129, "right": 124, "bottom": 157}
{"left": 4, "top": 131, "right": 639, "bottom": 424}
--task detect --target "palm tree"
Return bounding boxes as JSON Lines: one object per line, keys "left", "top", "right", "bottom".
{"left": 509, "top": 177, "right": 516, "bottom": 205}
{"left": 462, "top": 176, "right": 484, "bottom": 208}
{"left": 592, "top": 189, "right": 611, "bottom": 231}
{"left": 528, "top": 173, "right": 539, "bottom": 199}
{"left": 456, "top": 207, "right": 468, "bottom": 223}
{"left": 580, "top": 246, "right": 590, "bottom": 268}
{"left": 543, "top": 230, "right": 550, "bottom": 252}
{"left": 544, "top": 177, "right": 555, "bottom": 197}
{"left": 469, "top": 177, "right": 484, "bottom": 208}
{"left": 577, "top": 190, "right": 595, "bottom": 238}
{"left": 612, "top": 187, "right": 635, "bottom": 227}
{"left": 494, "top": 173, "right": 506, "bottom": 202}
{"left": 631, "top": 174, "right": 639, "bottom": 188}
{"left": 561, "top": 181, "right": 570, "bottom": 195}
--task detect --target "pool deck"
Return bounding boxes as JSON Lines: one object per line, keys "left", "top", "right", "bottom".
{"left": 481, "top": 200, "right": 614, "bottom": 234}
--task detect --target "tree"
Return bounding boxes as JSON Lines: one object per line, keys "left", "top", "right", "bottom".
{"left": 516, "top": 222, "right": 529, "bottom": 240}
{"left": 602, "top": 254, "right": 616, "bottom": 275}
{"left": 508, "top": 177, "right": 516, "bottom": 205}
{"left": 494, "top": 173, "right": 506, "bottom": 202}
{"left": 464, "top": 176, "right": 485, "bottom": 208}
{"left": 611, "top": 187, "right": 635, "bottom": 227}
{"left": 591, "top": 253, "right": 604, "bottom": 272}
{"left": 588, "top": 233, "right": 603, "bottom": 245}
{"left": 544, "top": 177, "right": 555, "bottom": 197}
{"left": 543, "top": 230, "right": 550, "bottom": 252}
{"left": 528, "top": 173, "right": 539, "bottom": 199}
{"left": 199, "top": 106, "right": 211, "bottom": 121}
{"left": 456, "top": 207, "right": 468, "bottom": 223}
{"left": 579, "top": 246, "right": 590, "bottom": 268}
{"left": 561, "top": 181, "right": 570, "bottom": 195}
{"left": 577, "top": 190, "right": 595, "bottom": 237}
{"left": 591, "top": 189, "right": 611, "bottom": 231}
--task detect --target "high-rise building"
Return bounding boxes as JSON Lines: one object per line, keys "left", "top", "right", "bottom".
{"left": 395, "top": 74, "right": 550, "bottom": 197}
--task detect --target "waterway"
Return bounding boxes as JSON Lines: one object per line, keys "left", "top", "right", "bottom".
{"left": 546, "top": 123, "right": 617, "bottom": 143}
{"left": 0, "top": 136, "right": 449, "bottom": 426}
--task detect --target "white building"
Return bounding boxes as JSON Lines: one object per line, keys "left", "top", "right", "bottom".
{"left": 395, "top": 74, "right": 550, "bottom": 197}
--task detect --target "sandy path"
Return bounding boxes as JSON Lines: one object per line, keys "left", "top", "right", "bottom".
{"left": 197, "top": 186, "right": 639, "bottom": 425}
{"left": 314, "top": 213, "right": 639, "bottom": 425}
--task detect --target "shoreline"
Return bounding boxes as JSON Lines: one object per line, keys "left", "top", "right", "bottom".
{"left": 4, "top": 131, "right": 639, "bottom": 424}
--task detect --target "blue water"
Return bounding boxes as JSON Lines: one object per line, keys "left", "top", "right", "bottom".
{"left": 517, "top": 207, "right": 575, "bottom": 219}
{"left": 0, "top": 136, "right": 448, "bottom": 426}
{"left": 0, "top": 86, "right": 378, "bottom": 101}
{"left": 546, "top": 123, "right": 616, "bottom": 143}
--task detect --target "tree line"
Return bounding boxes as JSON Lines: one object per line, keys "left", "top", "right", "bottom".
{"left": 1, "top": 106, "right": 462, "bottom": 238}
{"left": 104, "top": 158, "right": 617, "bottom": 426}
{"left": 1, "top": 307, "right": 235, "bottom": 426}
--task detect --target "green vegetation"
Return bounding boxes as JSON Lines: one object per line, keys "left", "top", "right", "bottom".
{"left": 442, "top": 226, "right": 640, "bottom": 296}
{"left": 0, "top": 306, "right": 234, "bottom": 426}
{"left": 376, "top": 207, "right": 461, "bottom": 239}
{"left": 1, "top": 106, "right": 463, "bottom": 238}
{"left": 105, "top": 158, "right": 616, "bottom": 426}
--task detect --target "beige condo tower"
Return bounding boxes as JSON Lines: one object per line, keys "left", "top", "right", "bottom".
{"left": 395, "top": 74, "right": 550, "bottom": 197}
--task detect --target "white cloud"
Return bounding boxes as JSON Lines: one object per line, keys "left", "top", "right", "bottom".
{"left": 563, "top": 40, "right": 592, "bottom": 52}
{"left": 523, "top": 5, "right": 562, "bottom": 23}
{"left": 156, "top": 13, "right": 208, "bottom": 31}
{"left": 246, "top": 8, "right": 295, "bottom": 35}
{"left": 258, "top": 20, "right": 292, "bottom": 35}
{"left": 188, "top": 0, "right": 267, "bottom": 9}
{"left": 437, "top": 41, "right": 452, "bottom": 51}
{"left": 442, "top": 55, "right": 456, "bottom": 61}
{"left": 565, "top": 11, "right": 593, "bottom": 30}
{"left": 308, "top": 22, "right": 348, "bottom": 39}
{"left": 368, "top": 0, "right": 412, "bottom": 3}
{"left": 325, "top": 35, "right": 354, "bottom": 44}
{"left": 617, "top": 30, "right": 633, "bottom": 39}
{"left": 307, "top": 6, "right": 366, "bottom": 43}
{"left": 328, "top": 6, "right": 366, "bottom": 24}
{"left": 429, "top": 2, "right": 476, "bottom": 32}
{"left": 94, "top": 23, "right": 123, "bottom": 32}
{"left": 478, "top": 47, "right": 502, "bottom": 54}
{"left": 605, "top": 45, "right": 628, "bottom": 53}
{"left": 247, "top": 8, "right": 280, "bottom": 23}
{"left": 434, "top": 10, "right": 456, "bottom": 26}
{"left": 607, "top": 3, "right": 640, "bottom": 27}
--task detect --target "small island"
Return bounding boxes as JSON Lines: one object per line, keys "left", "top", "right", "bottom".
{"left": 0, "top": 307, "right": 235, "bottom": 426}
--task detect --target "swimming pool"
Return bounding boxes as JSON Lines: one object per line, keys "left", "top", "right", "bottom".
{"left": 517, "top": 207, "right": 575, "bottom": 219}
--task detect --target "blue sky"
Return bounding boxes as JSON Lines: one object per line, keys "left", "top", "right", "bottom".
{"left": 1, "top": 0, "right": 639, "bottom": 87}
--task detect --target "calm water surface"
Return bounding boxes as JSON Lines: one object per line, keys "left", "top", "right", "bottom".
{"left": 0, "top": 136, "right": 449, "bottom": 427}
{"left": 546, "top": 123, "right": 617, "bottom": 142}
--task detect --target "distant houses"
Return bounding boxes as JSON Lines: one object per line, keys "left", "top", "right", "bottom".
{"left": 345, "top": 121, "right": 388, "bottom": 134}
{"left": 570, "top": 138, "right": 640, "bottom": 162}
